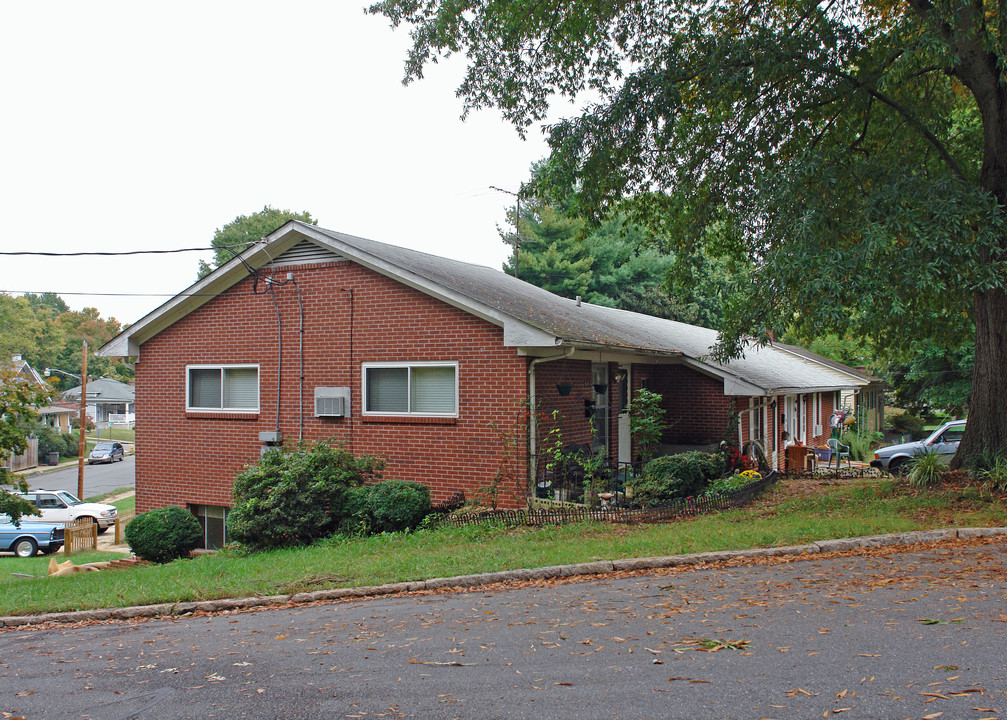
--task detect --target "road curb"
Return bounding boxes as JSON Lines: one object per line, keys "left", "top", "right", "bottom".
{"left": 3, "top": 526, "right": 1005, "bottom": 629}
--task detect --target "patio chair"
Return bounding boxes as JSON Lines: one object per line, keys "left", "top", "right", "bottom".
{"left": 826, "top": 438, "right": 851, "bottom": 469}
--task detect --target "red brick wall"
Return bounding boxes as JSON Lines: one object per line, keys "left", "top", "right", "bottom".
{"left": 134, "top": 260, "right": 530, "bottom": 513}
{"left": 647, "top": 365, "right": 732, "bottom": 445}
{"left": 532, "top": 359, "right": 594, "bottom": 449}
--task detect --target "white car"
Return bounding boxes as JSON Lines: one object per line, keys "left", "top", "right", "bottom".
{"left": 870, "top": 420, "right": 966, "bottom": 473}
{"left": 17, "top": 489, "right": 118, "bottom": 534}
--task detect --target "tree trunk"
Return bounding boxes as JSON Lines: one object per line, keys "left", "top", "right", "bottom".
{"left": 953, "top": 287, "right": 1007, "bottom": 468}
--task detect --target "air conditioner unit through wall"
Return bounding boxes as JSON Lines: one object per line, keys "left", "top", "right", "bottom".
{"left": 314, "top": 387, "right": 350, "bottom": 418}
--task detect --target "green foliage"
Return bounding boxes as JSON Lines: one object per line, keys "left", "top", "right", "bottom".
{"left": 197, "top": 206, "right": 317, "bottom": 279}
{"left": 976, "top": 457, "right": 1007, "bottom": 494}
{"left": 890, "top": 412, "right": 926, "bottom": 440}
{"left": 701, "top": 471, "right": 759, "bottom": 498}
{"left": 124, "top": 506, "right": 202, "bottom": 563}
{"left": 501, "top": 201, "right": 712, "bottom": 322}
{"left": 844, "top": 430, "right": 883, "bottom": 463}
{"left": 628, "top": 452, "right": 726, "bottom": 507}
{"left": 227, "top": 441, "right": 384, "bottom": 551}
{"left": 0, "top": 367, "right": 51, "bottom": 523}
{"left": 370, "top": 0, "right": 1007, "bottom": 465}
{"left": 0, "top": 293, "right": 133, "bottom": 387}
{"left": 906, "top": 449, "right": 947, "bottom": 488}
{"left": 627, "top": 388, "right": 666, "bottom": 463}
{"left": 889, "top": 341, "right": 973, "bottom": 416}
{"left": 346, "top": 480, "right": 432, "bottom": 534}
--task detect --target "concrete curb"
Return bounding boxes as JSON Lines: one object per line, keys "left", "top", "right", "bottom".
{"left": 3, "top": 526, "right": 1005, "bottom": 629}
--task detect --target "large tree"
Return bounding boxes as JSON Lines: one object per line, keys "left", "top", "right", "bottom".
{"left": 197, "top": 206, "right": 317, "bottom": 279}
{"left": 0, "top": 366, "right": 51, "bottom": 523}
{"left": 370, "top": 0, "right": 1007, "bottom": 466}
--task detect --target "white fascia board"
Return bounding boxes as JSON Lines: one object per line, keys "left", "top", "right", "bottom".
{"left": 96, "top": 235, "right": 304, "bottom": 358}
{"left": 287, "top": 225, "right": 559, "bottom": 348}
{"left": 681, "top": 357, "right": 767, "bottom": 397}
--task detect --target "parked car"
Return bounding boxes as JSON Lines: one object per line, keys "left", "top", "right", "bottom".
{"left": 0, "top": 516, "right": 65, "bottom": 557}
{"left": 88, "top": 441, "right": 125, "bottom": 464}
{"left": 871, "top": 419, "right": 966, "bottom": 473}
{"left": 16, "top": 489, "right": 117, "bottom": 534}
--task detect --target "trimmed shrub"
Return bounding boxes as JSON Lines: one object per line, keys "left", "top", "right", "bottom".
{"left": 125, "top": 506, "right": 202, "bottom": 563}
{"left": 628, "top": 451, "right": 726, "bottom": 507}
{"left": 227, "top": 441, "right": 384, "bottom": 551}
{"left": 346, "top": 480, "right": 432, "bottom": 534}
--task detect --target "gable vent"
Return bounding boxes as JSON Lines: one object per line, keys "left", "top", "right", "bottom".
{"left": 314, "top": 387, "right": 350, "bottom": 417}
{"left": 266, "top": 239, "right": 344, "bottom": 269}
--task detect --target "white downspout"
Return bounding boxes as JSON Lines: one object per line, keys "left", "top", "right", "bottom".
{"left": 528, "top": 346, "right": 576, "bottom": 491}
{"left": 527, "top": 346, "right": 576, "bottom": 499}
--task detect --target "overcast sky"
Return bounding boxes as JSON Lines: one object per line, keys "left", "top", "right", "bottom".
{"left": 0, "top": 2, "right": 557, "bottom": 326}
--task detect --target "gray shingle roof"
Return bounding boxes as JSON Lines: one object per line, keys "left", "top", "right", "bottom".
{"left": 306, "top": 225, "right": 868, "bottom": 394}
{"left": 98, "top": 221, "right": 871, "bottom": 395}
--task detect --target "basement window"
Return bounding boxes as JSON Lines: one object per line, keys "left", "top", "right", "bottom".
{"left": 189, "top": 504, "right": 229, "bottom": 550}
{"left": 362, "top": 362, "right": 457, "bottom": 416}
{"left": 187, "top": 364, "right": 259, "bottom": 413}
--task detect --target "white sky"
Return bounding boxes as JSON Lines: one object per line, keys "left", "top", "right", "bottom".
{"left": 0, "top": 2, "right": 556, "bottom": 326}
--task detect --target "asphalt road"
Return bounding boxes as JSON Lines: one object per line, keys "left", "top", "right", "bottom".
{"left": 3, "top": 539, "right": 1005, "bottom": 719}
{"left": 21, "top": 455, "right": 135, "bottom": 499}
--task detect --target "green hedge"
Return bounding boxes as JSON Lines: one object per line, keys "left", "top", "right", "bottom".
{"left": 628, "top": 451, "right": 726, "bottom": 507}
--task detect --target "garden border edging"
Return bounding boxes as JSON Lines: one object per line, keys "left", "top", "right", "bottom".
{"left": 2, "top": 526, "right": 1004, "bottom": 629}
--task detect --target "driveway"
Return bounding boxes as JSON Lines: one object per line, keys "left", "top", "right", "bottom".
{"left": 3, "top": 538, "right": 1005, "bottom": 719}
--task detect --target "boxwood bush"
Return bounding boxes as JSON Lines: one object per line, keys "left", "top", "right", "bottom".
{"left": 125, "top": 506, "right": 203, "bottom": 563}
{"left": 345, "top": 480, "right": 432, "bottom": 534}
{"left": 227, "top": 441, "right": 384, "bottom": 551}
{"left": 628, "top": 451, "right": 726, "bottom": 507}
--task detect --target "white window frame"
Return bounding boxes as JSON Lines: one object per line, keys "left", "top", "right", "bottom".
{"left": 748, "top": 398, "right": 762, "bottom": 443}
{"left": 186, "top": 364, "right": 260, "bottom": 413}
{"left": 362, "top": 361, "right": 459, "bottom": 417}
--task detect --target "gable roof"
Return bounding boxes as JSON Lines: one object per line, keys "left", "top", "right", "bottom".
{"left": 98, "top": 221, "right": 871, "bottom": 396}
{"left": 61, "top": 377, "right": 135, "bottom": 404}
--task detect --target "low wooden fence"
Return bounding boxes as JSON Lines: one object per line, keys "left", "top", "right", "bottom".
{"left": 434, "top": 471, "right": 779, "bottom": 528}
{"left": 113, "top": 511, "right": 135, "bottom": 546}
{"left": 64, "top": 517, "right": 97, "bottom": 554}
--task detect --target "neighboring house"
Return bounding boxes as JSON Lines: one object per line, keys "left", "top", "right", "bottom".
{"left": 98, "top": 221, "right": 875, "bottom": 545}
{"left": 5, "top": 354, "right": 62, "bottom": 471}
{"left": 60, "top": 377, "right": 135, "bottom": 428}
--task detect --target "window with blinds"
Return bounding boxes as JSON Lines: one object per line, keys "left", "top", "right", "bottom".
{"left": 363, "top": 362, "right": 457, "bottom": 416}
{"left": 187, "top": 365, "right": 259, "bottom": 412}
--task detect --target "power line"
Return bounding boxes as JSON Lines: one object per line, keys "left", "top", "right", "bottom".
{"left": 0, "top": 246, "right": 219, "bottom": 257}
{"left": 1, "top": 289, "right": 259, "bottom": 298}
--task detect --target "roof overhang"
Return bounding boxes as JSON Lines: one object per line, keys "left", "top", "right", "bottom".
{"left": 98, "top": 222, "right": 560, "bottom": 357}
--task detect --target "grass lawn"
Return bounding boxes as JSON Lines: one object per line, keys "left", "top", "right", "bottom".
{"left": 86, "top": 427, "right": 136, "bottom": 443}
{"left": 2, "top": 474, "right": 1005, "bottom": 617}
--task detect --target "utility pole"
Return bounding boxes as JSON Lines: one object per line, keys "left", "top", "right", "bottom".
{"left": 490, "top": 186, "right": 521, "bottom": 278}
{"left": 77, "top": 339, "right": 87, "bottom": 499}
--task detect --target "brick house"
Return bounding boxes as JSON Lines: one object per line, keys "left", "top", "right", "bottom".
{"left": 99, "top": 221, "right": 877, "bottom": 547}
